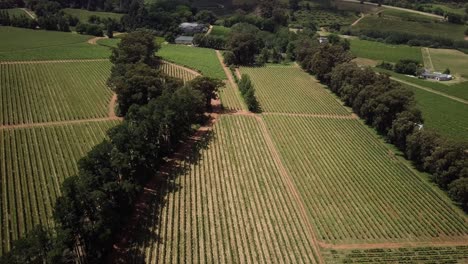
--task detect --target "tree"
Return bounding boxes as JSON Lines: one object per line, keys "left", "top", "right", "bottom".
{"left": 309, "top": 44, "right": 352, "bottom": 84}
{"left": 443, "top": 68, "right": 451, "bottom": 74}
{"left": 258, "top": 48, "right": 270, "bottom": 64}
{"left": 449, "top": 177, "right": 468, "bottom": 211}
{"left": 289, "top": 0, "right": 300, "bottom": 11}
{"left": 110, "top": 31, "right": 160, "bottom": 67}
{"left": 195, "top": 10, "right": 217, "bottom": 24}
{"left": 394, "top": 59, "right": 420, "bottom": 75}
{"left": 188, "top": 76, "right": 224, "bottom": 111}
{"left": 387, "top": 108, "right": 423, "bottom": 151}
{"left": 226, "top": 31, "right": 263, "bottom": 65}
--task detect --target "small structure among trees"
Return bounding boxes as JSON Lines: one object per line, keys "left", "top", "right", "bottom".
{"left": 421, "top": 70, "right": 453, "bottom": 81}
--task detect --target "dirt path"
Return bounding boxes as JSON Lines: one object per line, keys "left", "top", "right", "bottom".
{"left": 215, "top": 50, "right": 237, "bottom": 89}
{"left": 351, "top": 13, "right": 366, "bottom": 26}
{"left": 262, "top": 112, "right": 357, "bottom": 119}
{"left": 0, "top": 59, "right": 109, "bottom": 65}
{"left": 20, "top": 8, "right": 36, "bottom": 19}
{"left": 254, "top": 115, "right": 324, "bottom": 263}
{"left": 108, "top": 93, "right": 117, "bottom": 118}
{"left": 421, "top": 47, "right": 434, "bottom": 71}
{"left": 340, "top": 0, "right": 444, "bottom": 19}
{"left": 390, "top": 76, "right": 468, "bottom": 105}
{"left": 205, "top": 25, "right": 213, "bottom": 36}
{"left": 0, "top": 116, "right": 122, "bottom": 130}
{"left": 319, "top": 237, "right": 468, "bottom": 250}
{"left": 87, "top": 36, "right": 107, "bottom": 45}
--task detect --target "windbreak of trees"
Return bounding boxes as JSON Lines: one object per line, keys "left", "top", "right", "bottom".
{"left": 295, "top": 39, "right": 468, "bottom": 212}
{"left": 238, "top": 74, "right": 260, "bottom": 112}
{"left": 0, "top": 10, "right": 38, "bottom": 28}
{"left": 0, "top": 30, "right": 223, "bottom": 263}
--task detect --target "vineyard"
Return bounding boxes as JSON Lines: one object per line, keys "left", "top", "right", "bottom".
{"left": 263, "top": 115, "right": 468, "bottom": 244}
{"left": 159, "top": 61, "right": 199, "bottom": 83}
{"left": 126, "top": 115, "right": 320, "bottom": 263}
{"left": 240, "top": 66, "right": 350, "bottom": 115}
{"left": 219, "top": 81, "right": 245, "bottom": 111}
{"left": 0, "top": 120, "right": 119, "bottom": 254}
{"left": 0, "top": 60, "right": 113, "bottom": 125}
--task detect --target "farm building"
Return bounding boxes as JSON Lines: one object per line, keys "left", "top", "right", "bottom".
{"left": 318, "top": 36, "right": 329, "bottom": 44}
{"left": 179, "top": 22, "right": 208, "bottom": 35}
{"left": 175, "top": 36, "right": 194, "bottom": 45}
{"left": 421, "top": 70, "right": 452, "bottom": 81}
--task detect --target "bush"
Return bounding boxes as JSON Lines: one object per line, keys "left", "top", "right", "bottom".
{"left": 76, "top": 23, "right": 103, "bottom": 36}
{"left": 394, "top": 59, "right": 420, "bottom": 75}
{"left": 377, "top": 61, "right": 394, "bottom": 71}
{"left": 238, "top": 74, "right": 260, "bottom": 112}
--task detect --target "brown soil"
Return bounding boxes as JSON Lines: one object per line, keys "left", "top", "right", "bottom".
{"left": 87, "top": 36, "right": 107, "bottom": 45}
{"left": 108, "top": 93, "right": 118, "bottom": 118}
{"left": 0, "top": 59, "right": 109, "bottom": 65}
{"left": 351, "top": 13, "right": 366, "bottom": 27}
{"left": 215, "top": 50, "right": 237, "bottom": 90}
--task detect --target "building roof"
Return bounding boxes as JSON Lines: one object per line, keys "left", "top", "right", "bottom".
{"left": 179, "top": 22, "right": 203, "bottom": 29}
{"left": 175, "top": 36, "right": 194, "bottom": 42}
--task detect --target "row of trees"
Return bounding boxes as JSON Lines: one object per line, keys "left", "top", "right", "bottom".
{"left": 0, "top": 31, "right": 224, "bottom": 263}
{"left": 295, "top": 39, "right": 468, "bottom": 212}
{"left": 238, "top": 74, "right": 260, "bottom": 112}
{"left": 0, "top": 11, "right": 38, "bottom": 28}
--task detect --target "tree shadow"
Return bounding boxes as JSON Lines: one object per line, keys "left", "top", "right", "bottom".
{"left": 109, "top": 128, "right": 214, "bottom": 263}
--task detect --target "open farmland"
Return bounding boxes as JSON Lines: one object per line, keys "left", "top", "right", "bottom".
{"left": 124, "top": 115, "right": 320, "bottom": 263}
{"left": 158, "top": 44, "right": 226, "bottom": 79}
{"left": 263, "top": 115, "right": 468, "bottom": 243}
{"left": 0, "top": 60, "right": 113, "bottom": 125}
{"left": 350, "top": 39, "right": 422, "bottom": 63}
{"left": 0, "top": 27, "right": 110, "bottom": 61}
{"left": 404, "top": 84, "right": 468, "bottom": 143}
{"left": 426, "top": 48, "right": 468, "bottom": 79}
{"left": 62, "top": 8, "right": 123, "bottom": 23}
{"left": 219, "top": 81, "right": 245, "bottom": 111}
{"left": 240, "top": 66, "right": 349, "bottom": 115}
{"left": 160, "top": 61, "right": 199, "bottom": 83}
{"left": 0, "top": 120, "right": 119, "bottom": 254}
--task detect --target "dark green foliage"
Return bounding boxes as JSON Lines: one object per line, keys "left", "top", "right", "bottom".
{"left": 377, "top": 61, "right": 394, "bottom": 71}
{"left": 225, "top": 24, "right": 263, "bottom": 65}
{"left": 446, "top": 12, "right": 464, "bottom": 24}
{"left": 449, "top": 177, "right": 468, "bottom": 211}
{"left": 394, "top": 59, "right": 421, "bottom": 75}
{"left": 238, "top": 74, "right": 260, "bottom": 112}
{"left": 193, "top": 34, "right": 226, "bottom": 50}
{"left": 195, "top": 10, "right": 217, "bottom": 24}
{"left": 75, "top": 23, "right": 103, "bottom": 36}
{"left": 187, "top": 76, "right": 224, "bottom": 111}
{"left": 307, "top": 44, "right": 352, "bottom": 83}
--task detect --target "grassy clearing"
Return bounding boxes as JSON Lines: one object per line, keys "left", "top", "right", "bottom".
{"left": 264, "top": 115, "right": 468, "bottom": 244}
{"left": 0, "top": 120, "right": 119, "bottom": 254}
{"left": 127, "top": 115, "right": 319, "bottom": 263}
{"left": 323, "top": 246, "right": 468, "bottom": 263}
{"left": 0, "top": 27, "right": 111, "bottom": 61}
{"left": 350, "top": 39, "right": 423, "bottom": 63}
{"left": 428, "top": 48, "right": 468, "bottom": 79}
{"left": 0, "top": 8, "right": 29, "bottom": 17}
{"left": 0, "top": 27, "right": 91, "bottom": 52}
{"left": 0, "top": 61, "right": 113, "bottom": 125}
{"left": 353, "top": 14, "right": 466, "bottom": 41}
{"left": 375, "top": 68, "right": 468, "bottom": 101}
{"left": 240, "top": 66, "right": 349, "bottom": 115}
{"left": 62, "top": 8, "right": 123, "bottom": 23}
{"left": 157, "top": 44, "right": 226, "bottom": 79}
{"left": 403, "top": 84, "right": 468, "bottom": 143}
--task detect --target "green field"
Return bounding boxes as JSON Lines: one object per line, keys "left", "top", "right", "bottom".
{"left": 0, "top": 8, "right": 29, "bottom": 17}
{"left": 354, "top": 13, "right": 466, "bottom": 41}
{"left": 350, "top": 39, "right": 423, "bottom": 63}
{"left": 264, "top": 114, "right": 468, "bottom": 243}
{"left": 0, "top": 27, "right": 111, "bottom": 61}
{"left": 63, "top": 8, "right": 123, "bottom": 23}
{"left": 428, "top": 48, "right": 468, "bottom": 79}
{"left": 431, "top": 3, "right": 466, "bottom": 16}
{"left": 210, "top": 25, "right": 231, "bottom": 38}
{"left": 0, "top": 61, "right": 113, "bottom": 125}
{"left": 0, "top": 120, "right": 119, "bottom": 254}
{"left": 240, "top": 66, "right": 350, "bottom": 115}
{"left": 404, "top": 84, "right": 468, "bottom": 143}
{"left": 158, "top": 44, "right": 226, "bottom": 79}
{"left": 219, "top": 81, "right": 245, "bottom": 111}
{"left": 126, "top": 115, "right": 320, "bottom": 263}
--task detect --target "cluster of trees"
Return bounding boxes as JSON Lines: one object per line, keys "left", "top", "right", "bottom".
{"left": 394, "top": 59, "right": 422, "bottom": 75}
{"left": 0, "top": 30, "right": 223, "bottom": 263}
{"left": 193, "top": 33, "right": 226, "bottom": 50}
{"left": 351, "top": 29, "right": 468, "bottom": 50}
{"left": 0, "top": 10, "right": 38, "bottom": 28}
{"left": 295, "top": 38, "right": 468, "bottom": 212}
{"left": 238, "top": 74, "right": 260, "bottom": 112}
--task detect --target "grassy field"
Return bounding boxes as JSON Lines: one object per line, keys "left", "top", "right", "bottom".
{"left": 0, "top": 61, "right": 113, "bottom": 125}
{"left": 264, "top": 115, "right": 468, "bottom": 243}
{"left": 158, "top": 44, "right": 226, "bottom": 79}
{"left": 353, "top": 13, "right": 466, "bottom": 41}
{"left": 404, "top": 84, "right": 468, "bottom": 143}
{"left": 62, "top": 8, "right": 123, "bottom": 23}
{"left": 431, "top": 3, "right": 466, "bottom": 16}
{"left": 0, "top": 120, "right": 119, "bottom": 254}
{"left": 350, "top": 39, "right": 423, "bottom": 63}
{"left": 427, "top": 48, "right": 468, "bottom": 79}
{"left": 240, "top": 66, "right": 350, "bottom": 115}
{"left": 0, "top": 8, "right": 29, "bottom": 17}
{"left": 126, "top": 115, "right": 320, "bottom": 263}
{"left": 0, "top": 27, "right": 111, "bottom": 61}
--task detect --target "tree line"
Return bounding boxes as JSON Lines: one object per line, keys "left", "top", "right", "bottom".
{"left": 0, "top": 31, "right": 224, "bottom": 263}
{"left": 238, "top": 74, "right": 260, "bottom": 112}
{"left": 293, "top": 36, "right": 468, "bottom": 212}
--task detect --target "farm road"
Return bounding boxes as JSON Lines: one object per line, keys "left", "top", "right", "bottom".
{"left": 390, "top": 76, "right": 468, "bottom": 105}
{"left": 20, "top": 8, "right": 36, "bottom": 19}
{"left": 340, "top": 0, "right": 444, "bottom": 19}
